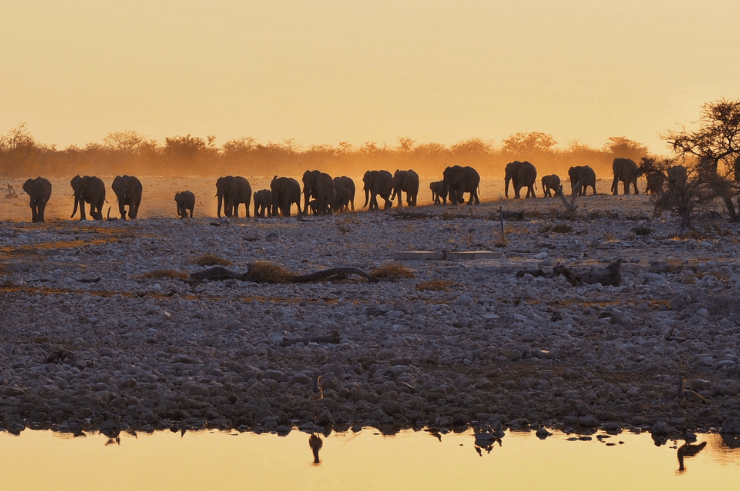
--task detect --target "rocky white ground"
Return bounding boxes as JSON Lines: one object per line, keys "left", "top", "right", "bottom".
{"left": 1, "top": 177, "right": 740, "bottom": 438}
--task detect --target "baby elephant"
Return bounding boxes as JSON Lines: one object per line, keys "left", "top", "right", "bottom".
{"left": 175, "top": 191, "right": 195, "bottom": 218}
{"left": 430, "top": 180, "right": 448, "bottom": 204}
{"left": 254, "top": 189, "right": 273, "bottom": 218}
{"left": 541, "top": 175, "right": 561, "bottom": 198}
{"left": 334, "top": 187, "right": 352, "bottom": 212}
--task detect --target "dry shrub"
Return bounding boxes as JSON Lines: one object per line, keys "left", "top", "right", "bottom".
{"left": 138, "top": 270, "right": 189, "bottom": 280}
{"left": 416, "top": 279, "right": 455, "bottom": 291}
{"left": 370, "top": 264, "right": 415, "bottom": 279}
{"left": 189, "top": 253, "right": 232, "bottom": 266}
{"left": 245, "top": 261, "right": 292, "bottom": 283}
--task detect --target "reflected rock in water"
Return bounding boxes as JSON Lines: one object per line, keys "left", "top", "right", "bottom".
{"left": 309, "top": 433, "right": 323, "bottom": 464}
{"left": 379, "top": 425, "right": 402, "bottom": 436}
{"left": 720, "top": 416, "right": 740, "bottom": 449}
{"left": 677, "top": 441, "right": 706, "bottom": 472}
{"left": 651, "top": 421, "right": 678, "bottom": 446}
{"left": 721, "top": 433, "right": 740, "bottom": 450}
{"left": 536, "top": 428, "right": 553, "bottom": 440}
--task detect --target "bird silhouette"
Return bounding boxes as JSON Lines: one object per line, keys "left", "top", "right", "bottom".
{"left": 676, "top": 377, "right": 709, "bottom": 405}
{"left": 311, "top": 374, "right": 324, "bottom": 401}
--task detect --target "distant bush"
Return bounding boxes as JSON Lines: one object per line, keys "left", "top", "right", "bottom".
{"left": 0, "top": 125, "right": 650, "bottom": 180}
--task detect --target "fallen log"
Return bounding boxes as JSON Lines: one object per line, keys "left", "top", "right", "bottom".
{"left": 188, "top": 264, "right": 380, "bottom": 284}
{"left": 554, "top": 260, "right": 623, "bottom": 287}
{"left": 517, "top": 260, "right": 623, "bottom": 287}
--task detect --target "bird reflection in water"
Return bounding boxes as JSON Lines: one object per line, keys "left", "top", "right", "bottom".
{"left": 473, "top": 424, "right": 504, "bottom": 456}
{"left": 309, "top": 433, "right": 323, "bottom": 464}
{"left": 676, "top": 441, "right": 707, "bottom": 473}
{"left": 104, "top": 436, "right": 120, "bottom": 446}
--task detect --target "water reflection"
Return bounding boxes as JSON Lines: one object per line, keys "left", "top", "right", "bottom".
{"left": 0, "top": 428, "right": 737, "bottom": 491}
{"left": 722, "top": 433, "right": 740, "bottom": 450}
{"left": 309, "top": 433, "right": 323, "bottom": 464}
{"left": 472, "top": 424, "right": 504, "bottom": 456}
{"left": 677, "top": 442, "right": 707, "bottom": 473}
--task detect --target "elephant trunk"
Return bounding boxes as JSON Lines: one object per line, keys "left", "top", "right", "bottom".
{"left": 363, "top": 188, "right": 370, "bottom": 208}
{"left": 505, "top": 177, "right": 511, "bottom": 198}
{"left": 71, "top": 194, "right": 79, "bottom": 218}
{"left": 303, "top": 189, "right": 312, "bottom": 215}
{"left": 217, "top": 192, "right": 223, "bottom": 218}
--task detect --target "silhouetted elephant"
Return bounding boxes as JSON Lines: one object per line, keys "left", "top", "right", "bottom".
{"left": 175, "top": 191, "right": 195, "bottom": 218}
{"left": 22, "top": 177, "right": 52, "bottom": 223}
{"left": 254, "top": 189, "right": 273, "bottom": 217}
{"left": 333, "top": 176, "right": 356, "bottom": 211}
{"left": 645, "top": 172, "right": 665, "bottom": 194}
{"left": 270, "top": 176, "right": 302, "bottom": 217}
{"left": 70, "top": 175, "right": 106, "bottom": 221}
{"left": 216, "top": 176, "right": 251, "bottom": 218}
{"left": 568, "top": 166, "right": 597, "bottom": 196}
{"left": 541, "top": 174, "right": 560, "bottom": 197}
{"left": 430, "top": 180, "right": 448, "bottom": 204}
{"left": 611, "top": 158, "right": 640, "bottom": 195}
{"left": 111, "top": 175, "right": 142, "bottom": 219}
{"left": 302, "top": 170, "right": 335, "bottom": 215}
{"left": 667, "top": 165, "right": 687, "bottom": 188}
{"left": 504, "top": 161, "right": 537, "bottom": 198}
{"left": 391, "top": 169, "right": 419, "bottom": 207}
{"left": 443, "top": 165, "right": 480, "bottom": 205}
{"left": 334, "top": 187, "right": 352, "bottom": 212}
{"left": 362, "top": 170, "right": 394, "bottom": 210}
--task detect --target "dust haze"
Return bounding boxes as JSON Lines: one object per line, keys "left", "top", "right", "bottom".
{"left": 0, "top": 126, "right": 650, "bottom": 181}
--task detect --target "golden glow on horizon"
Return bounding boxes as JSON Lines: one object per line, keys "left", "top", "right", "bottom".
{"left": 1, "top": 1, "right": 738, "bottom": 153}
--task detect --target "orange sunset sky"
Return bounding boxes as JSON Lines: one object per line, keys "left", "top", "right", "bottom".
{"left": 1, "top": 0, "right": 738, "bottom": 153}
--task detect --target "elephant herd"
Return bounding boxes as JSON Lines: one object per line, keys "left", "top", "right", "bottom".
{"left": 15, "top": 158, "right": 669, "bottom": 223}
{"left": 490, "top": 157, "right": 671, "bottom": 200}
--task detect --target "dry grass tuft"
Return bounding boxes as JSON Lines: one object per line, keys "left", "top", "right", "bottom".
{"left": 370, "top": 264, "right": 415, "bottom": 279}
{"left": 189, "top": 253, "right": 232, "bottom": 266}
{"left": 246, "top": 261, "right": 293, "bottom": 283}
{"left": 138, "top": 269, "right": 189, "bottom": 280}
{"left": 416, "top": 279, "right": 455, "bottom": 291}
